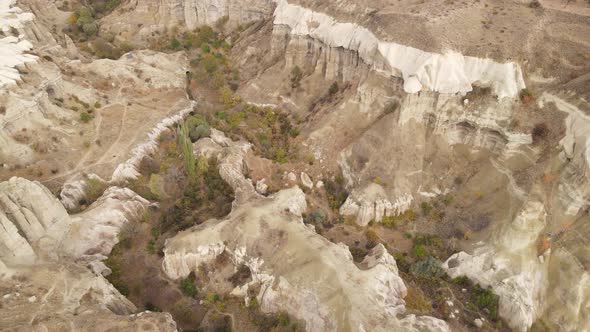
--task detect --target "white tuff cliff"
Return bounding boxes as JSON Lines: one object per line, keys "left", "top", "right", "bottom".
{"left": 273, "top": 0, "right": 525, "bottom": 98}
{"left": 0, "top": 0, "right": 36, "bottom": 87}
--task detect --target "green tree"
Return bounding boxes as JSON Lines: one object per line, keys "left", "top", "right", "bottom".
{"left": 170, "top": 38, "right": 181, "bottom": 50}
{"left": 177, "top": 123, "right": 196, "bottom": 177}
{"left": 328, "top": 81, "right": 339, "bottom": 95}
{"left": 82, "top": 22, "right": 98, "bottom": 36}
{"left": 290, "top": 65, "right": 303, "bottom": 88}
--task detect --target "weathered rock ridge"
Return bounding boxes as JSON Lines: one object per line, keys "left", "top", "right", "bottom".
{"left": 162, "top": 132, "right": 449, "bottom": 332}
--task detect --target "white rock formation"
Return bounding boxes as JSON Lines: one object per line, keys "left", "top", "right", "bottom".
{"left": 101, "top": 0, "right": 273, "bottom": 42}
{"left": 444, "top": 201, "right": 546, "bottom": 326}
{"left": 442, "top": 200, "right": 590, "bottom": 332}
{"left": 255, "top": 178, "right": 268, "bottom": 194}
{"left": 0, "top": 0, "right": 37, "bottom": 87}
{"left": 164, "top": 187, "right": 448, "bottom": 332}
{"left": 111, "top": 103, "right": 194, "bottom": 183}
{"left": 0, "top": 176, "right": 173, "bottom": 329}
{"left": 539, "top": 93, "right": 590, "bottom": 216}
{"left": 273, "top": 0, "right": 525, "bottom": 98}
{"left": 340, "top": 183, "right": 413, "bottom": 226}
{"left": 300, "top": 172, "right": 313, "bottom": 189}
{"left": 0, "top": 177, "right": 151, "bottom": 269}
{"left": 163, "top": 135, "right": 448, "bottom": 331}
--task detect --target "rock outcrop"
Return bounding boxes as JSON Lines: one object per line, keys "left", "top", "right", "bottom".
{"left": 0, "top": 0, "right": 36, "bottom": 87}
{"left": 273, "top": 0, "right": 525, "bottom": 98}
{"left": 163, "top": 134, "right": 449, "bottom": 332}
{"left": 100, "top": 0, "right": 274, "bottom": 43}
{"left": 0, "top": 177, "right": 172, "bottom": 330}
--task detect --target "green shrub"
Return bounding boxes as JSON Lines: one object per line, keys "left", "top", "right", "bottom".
{"left": 324, "top": 174, "right": 348, "bottom": 211}
{"left": 420, "top": 202, "right": 432, "bottom": 216}
{"left": 196, "top": 155, "right": 209, "bottom": 174}
{"left": 179, "top": 277, "right": 196, "bottom": 297}
{"left": 304, "top": 210, "right": 326, "bottom": 224}
{"left": 442, "top": 194, "right": 454, "bottom": 205}
{"left": 290, "top": 66, "right": 303, "bottom": 88}
{"left": 189, "top": 124, "right": 211, "bottom": 142}
{"left": 146, "top": 239, "right": 156, "bottom": 254}
{"left": 412, "top": 244, "right": 425, "bottom": 259}
{"left": 201, "top": 54, "right": 219, "bottom": 73}
{"left": 148, "top": 173, "right": 167, "bottom": 200}
{"left": 94, "top": 101, "right": 101, "bottom": 108}
{"left": 83, "top": 177, "right": 105, "bottom": 204}
{"left": 472, "top": 285, "right": 499, "bottom": 320}
{"left": 410, "top": 256, "right": 445, "bottom": 278}
{"left": 170, "top": 38, "right": 181, "bottom": 50}
{"left": 365, "top": 229, "right": 380, "bottom": 248}
{"left": 80, "top": 111, "right": 92, "bottom": 123}
{"left": 328, "top": 81, "right": 339, "bottom": 95}
{"left": 381, "top": 215, "right": 397, "bottom": 228}
{"left": 200, "top": 43, "right": 211, "bottom": 53}
{"left": 82, "top": 22, "right": 97, "bottom": 36}
{"left": 91, "top": 38, "right": 121, "bottom": 59}
{"left": 451, "top": 275, "right": 472, "bottom": 287}
{"left": 177, "top": 123, "right": 196, "bottom": 177}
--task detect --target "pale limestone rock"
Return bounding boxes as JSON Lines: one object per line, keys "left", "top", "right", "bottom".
{"left": 0, "top": 1, "right": 36, "bottom": 87}
{"left": 163, "top": 148, "right": 448, "bottom": 331}
{"left": 340, "top": 183, "right": 413, "bottom": 225}
{"left": 474, "top": 318, "right": 484, "bottom": 328}
{"left": 112, "top": 103, "right": 194, "bottom": 183}
{"left": 63, "top": 187, "right": 151, "bottom": 259}
{"left": 60, "top": 173, "right": 107, "bottom": 211}
{"left": 443, "top": 201, "right": 549, "bottom": 332}
{"left": 273, "top": 0, "right": 525, "bottom": 99}
{"left": 0, "top": 177, "right": 70, "bottom": 266}
{"left": 300, "top": 172, "right": 313, "bottom": 189}
{"left": 286, "top": 172, "right": 297, "bottom": 182}
{"left": 256, "top": 178, "right": 268, "bottom": 194}
{"left": 0, "top": 176, "right": 174, "bottom": 329}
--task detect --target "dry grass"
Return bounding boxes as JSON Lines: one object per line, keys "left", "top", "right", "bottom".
{"left": 404, "top": 286, "right": 432, "bottom": 313}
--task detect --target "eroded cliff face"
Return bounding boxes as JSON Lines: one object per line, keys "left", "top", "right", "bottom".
{"left": 228, "top": 1, "right": 590, "bottom": 331}
{"left": 99, "top": 0, "right": 274, "bottom": 44}
{"left": 162, "top": 131, "right": 449, "bottom": 332}
{"left": 0, "top": 176, "right": 177, "bottom": 330}
{"left": 1, "top": 0, "right": 589, "bottom": 331}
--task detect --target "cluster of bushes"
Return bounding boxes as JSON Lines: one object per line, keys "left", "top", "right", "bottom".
{"left": 180, "top": 274, "right": 197, "bottom": 297}
{"left": 290, "top": 66, "right": 303, "bottom": 89}
{"left": 65, "top": 1, "right": 121, "bottom": 38}
{"left": 159, "top": 153, "right": 234, "bottom": 233}
{"left": 64, "top": 2, "right": 133, "bottom": 59}
{"left": 379, "top": 209, "right": 416, "bottom": 229}
{"left": 246, "top": 299, "right": 296, "bottom": 330}
{"left": 452, "top": 276, "right": 500, "bottom": 321}
{"left": 208, "top": 103, "right": 300, "bottom": 164}
{"left": 104, "top": 248, "right": 129, "bottom": 296}
{"left": 303, "top": 209, "right": 326, "bottom": 225}
{"left": 86, "top": 38, "right": 133, "bottom": 59}
{"left": 411, "top": 233, "right": 444, "bottom": 260}
{"left": 323, "top": 174, "right": 348, "bottom": 212}
{"left": 67, "top": 6, "right": 98, "bottom": 37}
{"left": 190, "top": 48, "right": 238, "bottom": 91}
